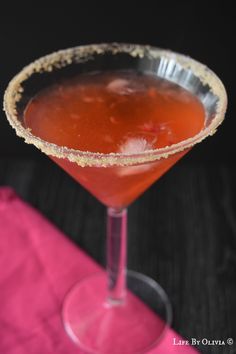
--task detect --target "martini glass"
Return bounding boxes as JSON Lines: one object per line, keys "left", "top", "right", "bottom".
{"left": 4, "top": 43, "right": 227, "bottom": 354}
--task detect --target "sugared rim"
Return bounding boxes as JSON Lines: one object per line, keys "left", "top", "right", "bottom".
{"left": 3, "top": 43, "right": 227, "bottom": 167}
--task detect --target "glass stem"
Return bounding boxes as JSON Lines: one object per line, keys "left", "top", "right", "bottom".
{"left": 107, "top": 207, "right": 127, "bottom": 305}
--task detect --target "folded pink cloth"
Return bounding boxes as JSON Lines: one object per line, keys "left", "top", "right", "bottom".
{"left": 0, "top": 187, "right": 198, "bottom": 354}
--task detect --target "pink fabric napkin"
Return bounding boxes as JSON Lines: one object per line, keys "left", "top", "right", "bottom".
{"left": 0, "top": 187, "right": 198, "bottom": 354}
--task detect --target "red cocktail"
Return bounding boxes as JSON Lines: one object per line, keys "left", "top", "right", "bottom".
{"left": 24, "top": 71, "right": 204, "bottom": 208}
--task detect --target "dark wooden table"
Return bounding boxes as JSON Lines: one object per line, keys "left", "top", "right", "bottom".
{"left": 1, "top": 157, "right": 236, "bottom": 354}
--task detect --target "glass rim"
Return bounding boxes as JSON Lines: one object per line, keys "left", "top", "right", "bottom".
{"left": 3, "top": 42, "right": 227, "bottom": 167}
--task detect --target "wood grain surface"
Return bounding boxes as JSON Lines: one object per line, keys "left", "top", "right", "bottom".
{"left": 1, "top": 157, "right": 235, "bottom": 354}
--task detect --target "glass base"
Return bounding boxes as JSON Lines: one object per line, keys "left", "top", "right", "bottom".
{"left": 62, "top": 271, "right": 172, "bottom": 354}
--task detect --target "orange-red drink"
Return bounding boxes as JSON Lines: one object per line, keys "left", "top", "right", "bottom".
{"left": 24, "top": 71, "right": 205, "bottom": 207}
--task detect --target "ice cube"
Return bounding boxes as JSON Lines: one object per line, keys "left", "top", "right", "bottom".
{"left": 119, "top": 137, "right": 153, "bottom": 155}
{"left": 107, "top": 79, "right": 133, "bottom": 95}
{"left": 115, "top": 137, "right": 155, "bottom": 176}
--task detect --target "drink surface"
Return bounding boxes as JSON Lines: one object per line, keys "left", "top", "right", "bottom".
{"left": 24, "top": 71, "right": 205, "bottom": 154}
{"left": 23, "top": 71, "right": 205, "bottom": 208}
